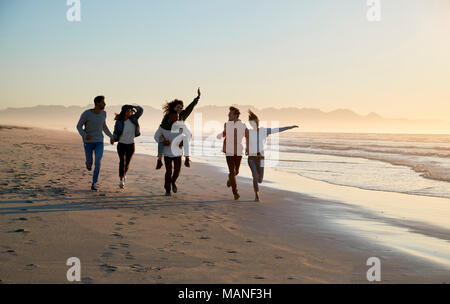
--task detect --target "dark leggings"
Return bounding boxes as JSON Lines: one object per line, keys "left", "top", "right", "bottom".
{"left": 164, "top": 156, "right": 182, "bottom": 193}
{"left": 226, "top": 156, "right": 242, "bottom": 194}
{"left": 117, "top": 143, "right": 135, "bottom": 178}
{"left": 248, "top": 156, "right": 264, "bottom": 192}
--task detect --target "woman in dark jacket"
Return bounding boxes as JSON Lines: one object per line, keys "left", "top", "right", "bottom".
{"left": 111, "top": 105, "right": 143, "bottom": 188}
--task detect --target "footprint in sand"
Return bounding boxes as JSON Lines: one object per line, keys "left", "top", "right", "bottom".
{"left": 111, "top": 232, "right": 123, "bottom": 239}
{"left": 81, "top": 277, "right": 93, "bottom": 284}
{"left": 287, "top": 277, "right": 296, "bottom": 280}
{"left": 199, "top": 236, "right": 210, "bottom": 240}
{"left": 101, "top": 252, "right": 114, "bottom": 258}
{"left": 254, "top": 276, "right": 265, "bottom": 280}
{"left": 129, "top": 264, "right": 148, "bottom": 273}
{"left": 100, "top": 264, "right": 117, "bottom": 273}
{"left": 108, "top": 245, "right": 118, "bottom": 250}
{"left": 246, "top": 239, "right": 253, "bottom": 243}
{"left": 25, "top": 264, "right": 37, "bottom": 271}
{"left": 12, "top": 217, "right": 28, "bottom": 222}
{"left": 227, "top": 250, "right": 237, "bottom": 254}
{"left": 202, "top": 261, "right": 215, "bottom": 267}
{"left": 119, "top": 243, "right": 129, "bottom": 248}
{"left": 275, "top": 256, "right": 283, "bottom": 259}
{"left": 9, "top": 229, "right": 28, "bottom": 234}
{"left": 4, "top": 249, "right": 17, "bottom": 256}
{"left": 229, "top": 258, "right": 242, "bottom": 264}
{"left": 125, "top": 252, "right": 135, "bottom": 260}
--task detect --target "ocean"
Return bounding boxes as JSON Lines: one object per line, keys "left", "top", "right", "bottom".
{"left": 106, "top": 132, "right": 450, "bottom": 200}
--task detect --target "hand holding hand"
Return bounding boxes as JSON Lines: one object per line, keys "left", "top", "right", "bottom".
{"left": 110, "top": 138, "right": 115, "bottom": 145}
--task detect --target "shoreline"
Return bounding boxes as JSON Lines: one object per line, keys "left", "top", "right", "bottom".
{"left": 1, "top": 126, "right": 449, "bottom": 283}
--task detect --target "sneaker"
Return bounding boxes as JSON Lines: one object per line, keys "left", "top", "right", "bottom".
{"left": 156, "top": 159, "right": 163, "bottom": 170}
{"left": 172, "top": 182, "right": 177, "bottom": 193}
{"left": 91, "top": 184, "right": 98, "bottom": 191}
{"left": 164, "top": 192, "right": 171, "bottom": 196}
{"left": 119, "top": 180, "right": 124, "bottom": 189}
{"left": 226, "top": 180, "right": 231, "bottom": 188}
{"left": 233, "top": 192, "right": 240, "bottom": 200}
{"left": 184, "top": 157, "right": 190, "bottom": 168}
{"left": 86, "top": 163, "right": 92, "bottom": 171}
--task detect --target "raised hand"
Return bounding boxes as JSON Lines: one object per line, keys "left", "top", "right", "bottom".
{"left": 197, "top": 87, "right": 201, "bottom": 98}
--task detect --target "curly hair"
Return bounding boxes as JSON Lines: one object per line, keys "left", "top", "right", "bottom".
{"left": 248, "top": 109, "right": 259, "bottom": 126}
{"left": 229, "top": 106, "right": 240, "bottom": 118}
{"left": 163, "top": 99, "right": 184, "bottom": 115}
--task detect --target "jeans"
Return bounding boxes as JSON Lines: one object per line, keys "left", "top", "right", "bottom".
{"left": 117, "top": 143, "right": 135, "bottom": 179}
{"left": 84, "top": 142, "right": 104, "bottom": 185}
{"left": 248, "top": 156, "right": 264, "bottom": 192}
{"left": 226, "top": 156, "right": 242, "bottom": 194}
{"left": 157, "top": 141, "right": 164, "bottom": 156}
{"left": 164, "top": 156, "right": 182, "bottom": 193}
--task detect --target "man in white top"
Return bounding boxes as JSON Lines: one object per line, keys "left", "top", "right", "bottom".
{"left": 217, "top": 106, "right": 248, "bottom": 200}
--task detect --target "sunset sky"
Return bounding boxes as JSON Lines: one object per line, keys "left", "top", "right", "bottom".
{"left": 1, "top": 0, "right": 449, "bottom": 121}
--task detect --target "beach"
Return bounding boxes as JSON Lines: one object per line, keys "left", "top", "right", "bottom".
{"left": 0, "top": 126, "right": 449, "bottom": 284}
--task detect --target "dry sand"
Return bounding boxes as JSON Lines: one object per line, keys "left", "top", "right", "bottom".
{"left": 0, "top": 126, "right": 449, "bottom": 283}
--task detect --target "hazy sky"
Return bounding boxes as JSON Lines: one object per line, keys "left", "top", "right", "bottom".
{"left": 1, "top": 0, "right": 449, "bottom": 121}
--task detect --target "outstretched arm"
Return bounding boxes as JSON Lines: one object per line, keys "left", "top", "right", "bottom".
{"left": 267, "top": 125, "right": 299, "bottom": 135}
{"left": 180, "top": 87, "right": 201, "bottom": 121}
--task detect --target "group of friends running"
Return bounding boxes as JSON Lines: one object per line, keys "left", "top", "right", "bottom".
{"left": 76, "top": 88, "right": 298, "bottom": 202}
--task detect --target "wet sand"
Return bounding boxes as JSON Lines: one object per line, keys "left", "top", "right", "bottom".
{"left": 0, "top": 126, "right": 449, "bottom": 283}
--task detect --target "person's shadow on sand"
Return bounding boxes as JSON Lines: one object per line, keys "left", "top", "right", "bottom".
{"left": 0, "top": 195, "right": 255, "bottom": 215}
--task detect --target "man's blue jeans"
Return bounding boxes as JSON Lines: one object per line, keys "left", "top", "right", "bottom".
{"left": 84, "top": 142, "right": 104, "bottom": 185}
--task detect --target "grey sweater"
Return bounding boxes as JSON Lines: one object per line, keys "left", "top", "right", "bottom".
{"left": 76, "top": 109, "right": 113, "bottom": 143}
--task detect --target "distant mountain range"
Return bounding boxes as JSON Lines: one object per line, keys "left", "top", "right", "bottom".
{"left": 0, "top": 104, "right": 449, "bottom": 134}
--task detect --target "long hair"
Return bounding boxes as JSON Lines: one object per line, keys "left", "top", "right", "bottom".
{"left": 163, "top": 99, "right": 184, "bottom": 115}
{"left": 248, "top": 109, "right": 259, "bottom": 127}
{"left": 115, "top": 104, "right": 134, "bottom": 121}
{"left": 229, "top": 106, "right": 240, "bottom": 118}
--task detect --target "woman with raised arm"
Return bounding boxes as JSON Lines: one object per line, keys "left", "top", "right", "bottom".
{"left": 155, "top": 88, "right": 201, "bottom": 170}
{"left": 154, "top": 88, "right": 200, "bottom": 196}
{"left": 245, "top": 110, "right": 298, "bottom": 202}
